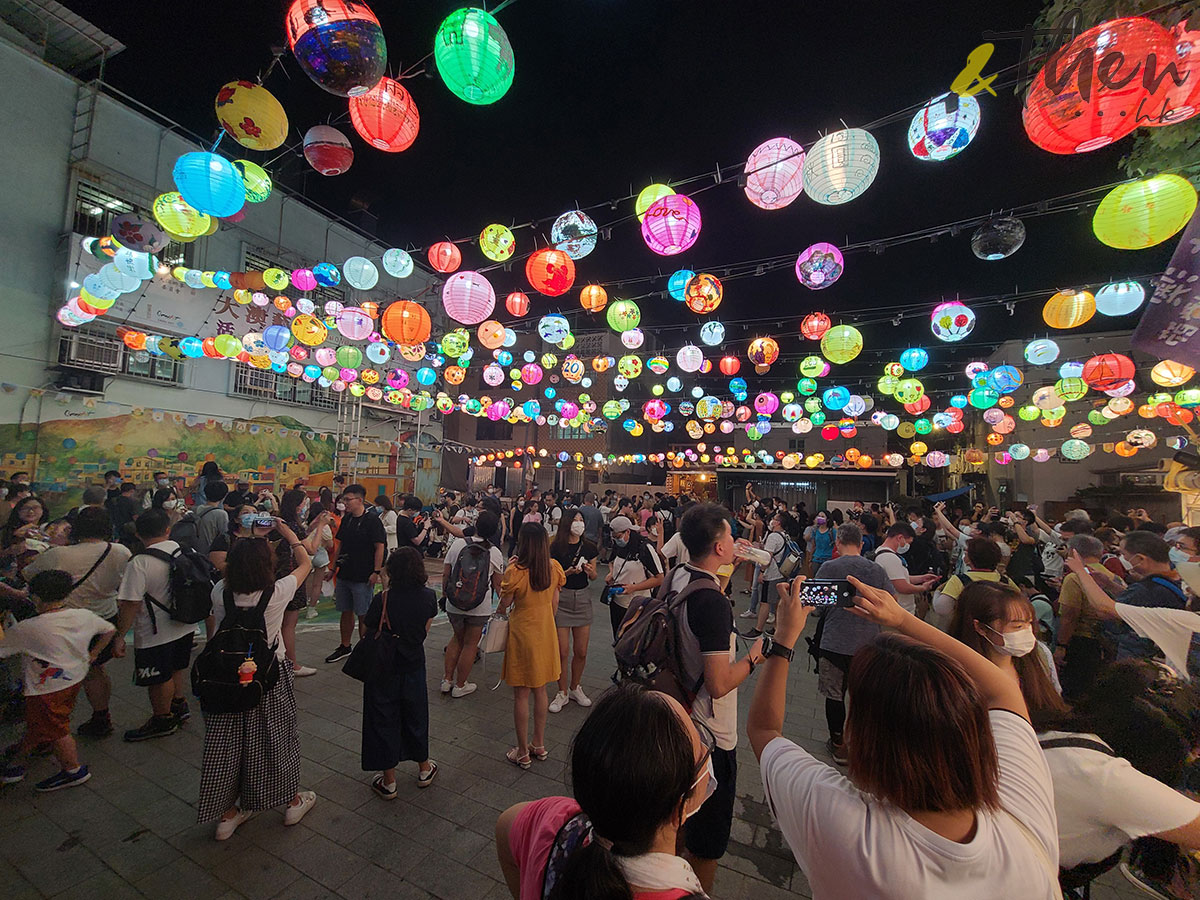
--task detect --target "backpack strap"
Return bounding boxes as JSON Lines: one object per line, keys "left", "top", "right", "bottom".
{"left": 1149, "top": 576, "right": 1189, "bottom": 605}
{"left": 1038, "top": 735, "right": 1116, "bottom": 755}
{"left": 139, "top": 546, "right": 180, "bottom": 633}
{"left": 224, "top": 581, "right": 275, "bottom": 618}
{"left": 71, "top": 543, "right": 112, "bottom": 591}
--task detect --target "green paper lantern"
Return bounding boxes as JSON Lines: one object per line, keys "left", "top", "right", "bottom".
{"left": 434, "top": 8, "right": 515, "bottom": 106}
{"left": 1088, "top": 410, "right": 1109, "bottom": 425}
{"left": 1018, "top": 405, "right": 1040, "bottom": 421}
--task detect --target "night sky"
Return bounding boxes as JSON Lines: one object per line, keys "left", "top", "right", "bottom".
{"left": 63, "top": 0, "right": 1179, "bottom": 403}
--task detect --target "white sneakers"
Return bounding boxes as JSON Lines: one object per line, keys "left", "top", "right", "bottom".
{"left": 214, "top": 808, "right": 254, "bottom": 840}
{"left": 738, "top": 609, "right": 756, "bottom": 619}
{"left": 550, "top": 686, "right": 592, "bottom": 713}
{"left": 450, "top": 682, "right": 477, "bottom": 698}
{"left": 440, "top": 679, "right": 453, "bottom": 694}
{"left": 305, "top": 607, "right": 318, "bottom": 619}
{"left": 293, "top": 665, "right": 317, "bottom": 677}
{"left": 284, "top": 791, "right": 317, "bottom": 826}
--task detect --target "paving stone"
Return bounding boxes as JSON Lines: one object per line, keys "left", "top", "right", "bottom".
{"left": 50, "top": 868, "right": 147, "bottom": 900}
{"left": 400, "top": 855, "right": 500, "bottom": 900}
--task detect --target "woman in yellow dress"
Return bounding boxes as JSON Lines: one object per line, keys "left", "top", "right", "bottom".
{"left": 499, "top": 523, "right": 565, "bottom": 769}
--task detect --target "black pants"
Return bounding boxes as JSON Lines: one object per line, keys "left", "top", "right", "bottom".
{"left": 610, "top": 602, "right": 627, "bottom": 639}
{"left": 361, "top": 664, "right": 429, "bottom": 770}
{"left": 1061, "top": 635, "right": 1105, "bottom": 700}
{"left": 826, "top": 698, "right": 845, "bottom": 744}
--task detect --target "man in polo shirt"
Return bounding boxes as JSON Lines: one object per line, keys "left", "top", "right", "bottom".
{"left": 325, "top": 484, "right": 387, "bottom": 663}
{"left": 604, "top": 515, "right": 663, "bottom": 638}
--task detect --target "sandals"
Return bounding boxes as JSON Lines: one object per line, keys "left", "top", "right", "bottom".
{"left": 530, "top": 745, "right": 549, "bottom": 761}
{"left": 506, "top": 747, "right": 531, "bottom": 769}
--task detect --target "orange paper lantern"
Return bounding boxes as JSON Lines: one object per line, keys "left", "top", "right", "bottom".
{"left": 381, "top": 300, "right": 432, "bottom": 344}
{"left": 580, "top": 284, "right": 608, "bottom": 312}
{"left": 526, "top": 249, "right": 576, "bottom": 296}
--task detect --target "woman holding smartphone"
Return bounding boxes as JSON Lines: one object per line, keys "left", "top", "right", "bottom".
{"left": 547, "top": 509, "right": 598, "bottom": 714}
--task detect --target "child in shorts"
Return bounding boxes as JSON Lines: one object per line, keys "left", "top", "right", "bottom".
{"left": 0, "top": 570, "right": 115, "bottom": 792}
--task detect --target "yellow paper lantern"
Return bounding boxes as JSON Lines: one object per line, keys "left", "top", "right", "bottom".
{"left": 820, "top": 324, "right": 863, "bottom": 364}
{"left": 479, "top": 224, "right": 516, "bottom": 262}
{"left": 215, "top": 81, "right": 289, "bottom": 151}
{"left": 1093, "top": 174, "right": 1197, "bottom": 250}
{"left": 152, "top": 192, "right": 211, "bottom": 239}
{"left": 636, "top": 183, "right": 675, "bottom": 222}
{"left": 1043, "top": 290, "right": 1095, "bottom": 329}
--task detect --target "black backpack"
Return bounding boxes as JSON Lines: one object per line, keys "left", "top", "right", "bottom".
{"left": 170, "top": 506, "right": 221, "bottom": 555}
{"left": 138, "top": 545, "right": 216, "bottom": 630}
{"left": 447, "top": 540, "right": 492, "bottom": 610}
{"left": 191, "top": 583, "right": 280, "bottom": 714}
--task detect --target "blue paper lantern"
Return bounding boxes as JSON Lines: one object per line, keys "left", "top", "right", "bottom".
{"left": 899, "top": 348, "right": 929, "bottom": 372}
{"left": 822, "top": 386, "right": 850, "bottom": 410}
{"left": 263, "top": 325, "right": 292, "bottom": 351}
{"left": 416, "top": 367, "right": 437, "bottom": 386}
{"left": 950, "top": 394, "right": 968, "bottom": 408}
{"left": 668, "top": 270, "right": 695, "bottom": 301}
{"left": 313, "top": 262, "right": 341, "bottom": 287}
{"left": 172, "top": 152, "right": 245, "bottom": 218}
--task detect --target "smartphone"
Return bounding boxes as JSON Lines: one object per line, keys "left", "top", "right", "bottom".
{"left": 797, "top": 579, "right": 856, "bottom": 608}
{"left": 254, "top": 516, "right": 275, "bottom": 528}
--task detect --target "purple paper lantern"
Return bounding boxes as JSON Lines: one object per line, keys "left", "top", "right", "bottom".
{"left": 641, "top": 195, "right": 702, "bottom": 256}
{"left": 795, "top": 243, "right": 844, "bottom": 290}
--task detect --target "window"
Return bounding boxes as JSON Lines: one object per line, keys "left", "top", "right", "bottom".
{"left": 57, "top": 325, "right": 186, "bottom": 385}
{"left": 245, "top": 250, "right": 345, "bottom": 307}
{"left": 231, "top": 366, "right": 337, "bottom": 410}
{"left": 476, "top": 418, "right": 512, "bottom": 441}
{"left": 552, "top": 423, "right": 589, "bottom": 440}
{"left": 73, "top": 182, "right": 190, "bottom": 267}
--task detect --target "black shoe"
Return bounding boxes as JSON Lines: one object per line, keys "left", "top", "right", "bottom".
{"left": 78, "top": 713, "right": 113, "bottom": 738}
{"left": 170, "top": 698, "right": 190, "bottom": 723}
{"left": 124, "top": 715, "right": 179, "bottom": 743}
{"left": 325, "top": 644, "right": 352, "bottom": 663}
{"left": 740, "top": 628, "right": 763, "bottom": 639}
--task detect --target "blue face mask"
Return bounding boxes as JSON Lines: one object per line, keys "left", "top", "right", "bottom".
{"left": 1170, "top": 547, "right": 1191, "bottom": 566}
{"left": 614, "top": 536, "right": 629, "bottom": 548}
{"left": 240, "top": 513, "right": 257, "bottom": 530}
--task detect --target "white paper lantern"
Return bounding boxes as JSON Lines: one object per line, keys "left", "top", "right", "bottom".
{"left": 676, "top": 344, "right": 704, "bottom": 373}
{"left": 802, "top": 128, "right": 880, "bottom": 205}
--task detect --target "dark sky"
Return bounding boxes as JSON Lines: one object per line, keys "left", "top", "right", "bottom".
{"left": 64, "top": 0, "right": 1177, "bottom": 401}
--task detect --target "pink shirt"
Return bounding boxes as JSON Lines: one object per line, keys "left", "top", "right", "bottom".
{"left": 638, "top": 508, "right": 653, "bottom": 528}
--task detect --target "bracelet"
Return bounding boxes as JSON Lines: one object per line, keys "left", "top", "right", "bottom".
{"left": 290, "top": 542, "right": 303, "bottom": 548}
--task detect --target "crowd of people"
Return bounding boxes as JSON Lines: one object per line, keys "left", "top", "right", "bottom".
{"left": 3, "top": 467, "right": 1200, "bottom": 899}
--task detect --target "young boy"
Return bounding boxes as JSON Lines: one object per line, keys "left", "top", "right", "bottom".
{"left": 0, "top": 570, "right": 115, "bottom": 791}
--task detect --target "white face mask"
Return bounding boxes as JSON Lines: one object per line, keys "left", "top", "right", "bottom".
{"left": 984, "top": 623, "right": 1037, "bottom": 657}
{"left": 897, "top": 541, "right": 910, "bottom": 554}
{"left": 156, "top": 478, "right": 170, "bottom": 487}
{"left": 570, "top": 521, "right": 585, "bottom": 536}
{"left": 1120, "top": 554, "right": 1137, "bottom": 571}
{"left": 162, "top": 499, "right": 178, "bottom": 510}
{"left": 683, "top": 756, "right": 718, "bottom": 822}
{"left": 336, "top": 502, "right": 346, "bottom": 512}
{"left": 1170, "top": 547, "right": 1191, "bottom": 566}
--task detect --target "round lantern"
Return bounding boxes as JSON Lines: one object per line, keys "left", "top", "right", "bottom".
{"left": 580, "top": 284, "right": 608, "bottom": 312}
{"left": 538, "top": 315, "right": 570, "bottom": 343}
{"left": 1152, "top": 360, "right": 1194, "bottom": 387}
{"left": 684, "top": 273, "right": 722, "bottom": 314}
{"left": 526, "top": 248, "right": 576, "bottom": 296}
{"left": 480, "top": 224, "right": 516, "bottom": 262}
{"left": 987, "top": 365, "right": 1023, "bottom": 393}
{"left": 1055, "top": 377, "right": 1089, "bottom": 401}
{"left": 215, "top": 81, "right": 289, "bottom": 151}
{"left": 621, "top": 329, "right": 644, "bottom": 350}
{"left": 1043, "top": 290, "right": 1096, "bottom": 329}
{"left": 505, "top": 291, "right": 530, "bottom": 317}
{"left": 426, "top": 241, "right": 461, "bottom": 274}
{"left": 636, "top": 183, "right": 675, "bottom": 222}
{"left": 1082, "top": 353, "right": 1135, "bottom": 390}
{"left": 719, "top": 356, "right": 740, "bottom": 376}
{"left": 349, "top": 76, "right": 419, "bottom": 151}
{"left": 641, "top": 195, "right": 702, "bottom": 256}
{"left": 1061, "top": 439, "right": 1092, "bottom": 461}
{"left": 607, "top": 299, "right": 641, "bottom": 332}
{"left": 794, "top": 243, "right": 844, "bottom": 289}
{"left": 552, "top": 210, "right": 598, "bottom": 260}
{"left": 228, "top": 163, "right": 272, "bottom": 208}
{"left": 303, "top": 125, "right": 354, "bottom": 176}
{"left": 291, "top": 314, "right": 328, "bottom": 346}
{"left": 312, "top": 262, "right": 341, "bottom": 287}
{"left": 381, "top": 300, "right": 432, "bottom": 344}
{"left": 908, "top": 92, "right": 981, "bottom": 161}
{"left": 1022, "top": 18, "right": 1174, "bottom": 154}
{"left": 700, "top": 321, "right": 725, "bottom": 346}
{"left": 1024, "top": 339, "right": 1060, "bottom": 365}
{"left": 900, "top": 347, "right": 929, "bottom": 371}
{"left": 971, "top": 217, "right": 1026, "bottom": 260}
{"left": 1095, "top": 280, "right": 1146, "bottom": 316}
{"left": 801, "top": 312, "right": 831, "bottom": 341}
{"left": 336, "top": 307, "right": 373, "bottom": 340}
{"left": 667, "top": 269, "right": 695, "bottom": 301}
{"left": 172, "top": 152, "right": 245, "bottom": 217}
{"left": 285, "top": 0, "right": 386, "bottom": 97}
{"left": 342, "top": 256, "right": 379, "bottom": 290}
{"left": 109, "top": 215, "right": 168, "bottom": 255}
{"left": 802, "top": 128, "right": 880, "bottom": 205}
{"left": 434, "top": 7, "right": 515, "bottom": 105}
{"left": 820, "top": 325, "right": 862, "bottom": 364}
{"left": 677, "top": 345, "right": 704, "bottom": 373}
{"left": 748, "top": 337, "right": 780, "bottom": 366}
{"left": 930, "top": 302, "right": 976, "bottom": 342}
{"left": 477, "top": 320, "right": 506, "bottom": 350}
{"left": 1093, "top": 174, "right": 1198, "bottom": 250}
{"left": 743, "top": 137, "right": 805, "bottom": 210}
{"left": 379, "top": 249, "right": 412, "bottom": 279}
{"left": 442, "top": 271, "right": 495, "bottom": 325}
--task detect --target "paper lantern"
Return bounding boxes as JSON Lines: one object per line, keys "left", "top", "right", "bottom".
{"left": 286, "top": 0, "right": 386, "bottom": 97}
{"left": 621, "top": 329, "right": 644, "bottom": 349}
{"left": 684, "top": 273, "right": 722, "bottom": 314}
{"left": 434, "top": 7, "right": 515, "bottom": 105}
{"left": 744, "top": 137, "right": 805, "bottom": 210}
{"left": 552, "top": 210, "right": 598, "bottom": 260}
{"left": 429, "top": 241, "right": 462, "bottom": 274}
{"left": 1152, "top": 360, "right": 1194, "bottom": 387}
{"left": 794, "top": 243, "right": 844, "bottom": 289}
{"left": 800, "top": 312, "right": 831, "bottom": 341}
{"left": 291, "top": 313, "right": 328, "bottom": 346}
{"left": 526, "top": 249, "right": 576, "bottom": 296}
{"left": 642, "top": 195, "right": 702, "bottom": 256}
{"left": 214, "top": 81, "right": 288, "bottom": 151}
{"left": 1061, "top": 439, "right": 1092, "bottom": 461}
{"left": 821, "top": 325, "right": 863, "bottom": 364}
{"left": 108, "top": 215, "right": 166, "bottom": 256}
{"left": 476, "top": 320, "right": 506, "bottom": 351}
{"left": 229, "top": 161, "right": 272, "bottom": 205}
{"left": 480, "top": 224, "right": 515, "bottom": 262}
{"left": 930, "top": 302, "right": 976, "bottom": 342}
{"left": 748, "top": 337, "right": 780, "bottom": 366}
{"left": 1022, "top": 18, "right": 1174, "bottom": 154}
{"left": 343, "top": 256, "right": 379, "bottom": 290}
{"left": 303, "top": 125, "right": 354, "bottom": 176}
{"left": 1082, "top": 353, "right": 1135, "bottom": 390}
{"left": 349, "top": 76, "right": 419, "bottom": 152}
{"left": 899, "top": 347, "right": 929, "bottom": 371}
{"left": 382, "top": 248, "right": 413, "bottom": 278}
{"left": 802, "top": 128, "right": 879, "bottom": 205}
{"left": 442, "top": 271, "right": 495, "bottom": 325}
{"left": 1055, "top": 377, "right": 1089, "bottom": 401}
{"left": 908, "top": 92, "right": 980, "bottom": 161}
{"left": 636, "top": 183, "right": 674, "bottom": 222}
{"left": 538, "top": 315, "right": 570, "bottom": 343}
{"left": 1024, "top": 339, "right": 1059, "bottom": 365}
{"left": 1093, "top": 175, "right": 1198, "bottom": 249}
{"left": 152, "top": 192, "right": 210, "bottom": 238}
{"left": 719, "top": 356, "right": 740, "bottom": 376}
{"left": 335, "top": 307, "right": 373, "bottom": 340}
{"left": 700, "top": 321, "right": 725, "bottom": 346}
{"left": 313, "top": 262, "right": 341, "bottom": 287}
{"left": 607, "top": 299, "right": 641, "bottom": 332}
{"left": 971, "top": 217, "right": 1026, "bottom": 260}
{"left": 580, "top": 284, "right": 608, "bottom": 312}
{"left": 505, "top": 291, "right": 530, "bottom": 317}
{"left": 1095, "top": 280, "right": 1146, "bottom": 316}
{"left": 381, "top": 300, "right": 431, "bottom": 344}
{"left": 1043, "top": 290, "right": 1095, "bottom": 329}
{"left": 677, "top": 345, "right": 704, "bottom": 373}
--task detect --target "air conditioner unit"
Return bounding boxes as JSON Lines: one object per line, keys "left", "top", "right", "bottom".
{"left": 52, "top": 367, "right": 107, "bottom": 395}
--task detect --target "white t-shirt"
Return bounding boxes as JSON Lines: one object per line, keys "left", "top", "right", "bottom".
{"left": 761, "top": 531, "right": 786, "bottom": 581}
{"left": 24, "top": 541, "right": 132, "bottom": 619}
{"left": 210, "top": 574, "right": 298, "bottom": 661}
{"left": 1115, "top": 603, "right": 1200, "bottom": 680}
{"left": 0, "top": 608, "right": 115, "bottom": 695}
{"left": 609, "top": 539, "right": 664, "bottom": 610}
{"left": 1040, "top": 730, "right": 1200, "bottom": 868}
{"left": 661, "top": 532, "right": 690, "bottom": 566}
{"left": 444, "top": 536, "right": 504, "bottom": 617}
{"left": 874, "top": 548, "right": 915, "bottom": 613}
{"left": 117, "top": 540, "right": 201, "bottom": 649}
{"left": 379, "top": 509, "right": 398, "bottom": 552}
{"left": 761, "top": 710, "right": 1059, "bottom": 900}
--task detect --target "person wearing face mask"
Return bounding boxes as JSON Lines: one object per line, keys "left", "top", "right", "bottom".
{"left": 208, "top": 506, "right": 275, "bottom": 576}
{"left": 548, "top": 509, "right": 598, "bottom": 714}
{"left": 871, "top": 523, "right": 942, "bottom": 616}
{"left": 150, "top": 488, "right": 183, "bottom": 527}
{"left": 325, "top": 485, "right": 387, "bottom": 664}
{"left": 741, "top": 512, "right": 801, "bottom": 640}
{"left": 604, "top": 516, "right": 664, "bottom": 640}
{"left": 143, "top": 472, "right": 171, "bottom": 510}
{"left": 803, "top": 511, "right": 836, "bottom": 574}
{"left": 496, "top": 685, "right": 713, "bottom": 900}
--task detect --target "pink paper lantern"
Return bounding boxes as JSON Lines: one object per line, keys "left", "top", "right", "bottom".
{"left": 744, "top": 138, "right": 805, "bottom": 210}
{"left": 336, "top": 307, "right": 373, "bottom": 340}
{"left": 795, "top": 243, "right": 844, "bottom": 289}
{"left": 641, "top": 195, "right": 702, "bottom": 256}
{"left": 291, "top": 268, "right": 317, "bottom": 291}
{"left": 442, "top": 271, "right": 496, "bottom": 325}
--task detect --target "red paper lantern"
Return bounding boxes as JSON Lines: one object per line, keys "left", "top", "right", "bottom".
{"left": 349, "top": 77, "right": 419, "bottom": 152}
{"left": 428, "top": 241, "right": 461, "bottom": 274}
{"left": 800, "top": 312, "right": 831, "bottom": 341}
{"left": 506, "top": 291, "right": 530, "bottom": 317}
{"left": 1145, "top": 24, "right": 1200, "bottom": 126}
{"left": 1022, "top": 17, "right": 1175, "bottom": 154}
{"left": 719, "top": 355, "right": 740, "bottom": 376}
{"left": 525, "top": 248, "right": 576, "bottom": 297}
{"left": 903, "top": 396, "right": 931, "bottom": 415}
{"left": 1081, "top": 353, "right": 1135, "bottom": 390}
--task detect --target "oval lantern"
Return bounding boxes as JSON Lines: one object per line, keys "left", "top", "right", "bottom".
{"left": 303, "top": 125, "right": 354, "bottom": 176}
{"left": 434, "top": 7, "right": 515, "bottom": 105}
{"left": 505, "top": 291, "right": 530, "bottom": 317}
{"left": 442, "top": 271, "right": 496, "bottom": 325}
{"left": 641, "top": 194, "right": 702, "bottom": 256}
{"left": 428, "top": 241, "right": 462, "bottom": 274}
{"left": 285, "top": 0, "right": 387, "bottom": 97}
{"left": 971, "top": 216, "right": 1026, "bottom": 260}
{"left": 930, "top": 302, "right": 976, "bottom": 342}
{"left": 172, "top": 152, "right": 246, "bottom": 218}
{"left": 684, "top": 273, "right": 723, "bottom": 314}
{"left": 342, "top": 256, "right": 378, "bottom": 290}
{"left": 349, "top": 76, "right": 419, "bottom": 151}
{"left": 110, "top": 214, "right": 168, "bottom": 254}
{"left": 580, "top": 284, "right": 608, "bottom": 312}
{"left": 1024, "top": 339, "right": 1060, "bottom": 365}
{"left": 908, "top": 92, "right": 980, "bottom": 161}
{"left": 802, "top": 128, "right": 880, "bottom": 204}
{"left": 1093, "top": 174, "right": 1198, "bottom": 250}
{"left": 801, "top": 312, "right": 831, "bottom": 340}
{"left": 1095, "top": 280, "right": 1146, "bottom": 316}
{"left": 480, "top": 224, "right": 516, "bottom": 262}
{"left": 795, "top": 243, "right": 844, "bottom": 289}
{"left": 381, "top": 300, "right": 431, "bottom": 344}
{"left": 1152, "top": 360, "right": 1194, "bottom": 387}
{"left": 1082, "top": 353, "right": 1135, "bottom": 390}
{"left": 744, "top": 137, "right": 805, "bottom": 210}
{"left": 526, "top": 248, "right": 576, "bottom": 296}
{"left": 552, "top": 210, "right": 598, "bottom": 260}
{"left": 215, "top": 81, "right": 289, "bottom": 151}
{"left": 152, "top": 192, "right": 210, "bottom": 239}
{"left": 821, "top": 325, "right": 863, "bottom": 364}
{"left": 381, "top": 249, "right": 413, "bottom": 279}
{"left": 1043, "top": 290, "right": 1096, "bottom": 329}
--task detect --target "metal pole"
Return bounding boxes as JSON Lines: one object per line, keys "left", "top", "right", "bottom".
{"left": 412, "top": 405, "right": 424, "bottom": 496}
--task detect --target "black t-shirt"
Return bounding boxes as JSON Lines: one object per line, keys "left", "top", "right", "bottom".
{"left": 551, "top": 538, "right": 598, "bottom": 591}
{"left": 674, "top": 565, "right": 735, "bottom": 654}
{"left": 395, "top": 515, "right": 420, "bottom": 551}
{"left": 336, "top": 511, "right": 388, "bottom": 581}
{"left": 362, "top": 585, "right": 438, "bottom": 672}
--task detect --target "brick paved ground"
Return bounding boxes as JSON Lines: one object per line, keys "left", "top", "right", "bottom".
{"left": 0, "top": 569, "right": 1143, "bottom": 899}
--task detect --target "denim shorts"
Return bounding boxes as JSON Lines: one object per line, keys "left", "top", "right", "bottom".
{"left": 334, "top": 580, "right": 374, "bottom": 616}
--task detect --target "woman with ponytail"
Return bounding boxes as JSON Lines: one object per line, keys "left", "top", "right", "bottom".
{"left": 495, "top": 684, "right": 713, "bottom": 900}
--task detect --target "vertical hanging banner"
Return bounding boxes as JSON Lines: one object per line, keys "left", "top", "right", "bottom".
{"left": 1132, "top": 209, "right": 1200, "bottom": 365}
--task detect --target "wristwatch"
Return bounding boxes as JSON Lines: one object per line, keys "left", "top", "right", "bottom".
{"left": 761, "top": 635, "right": 795, "bottom": 662}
